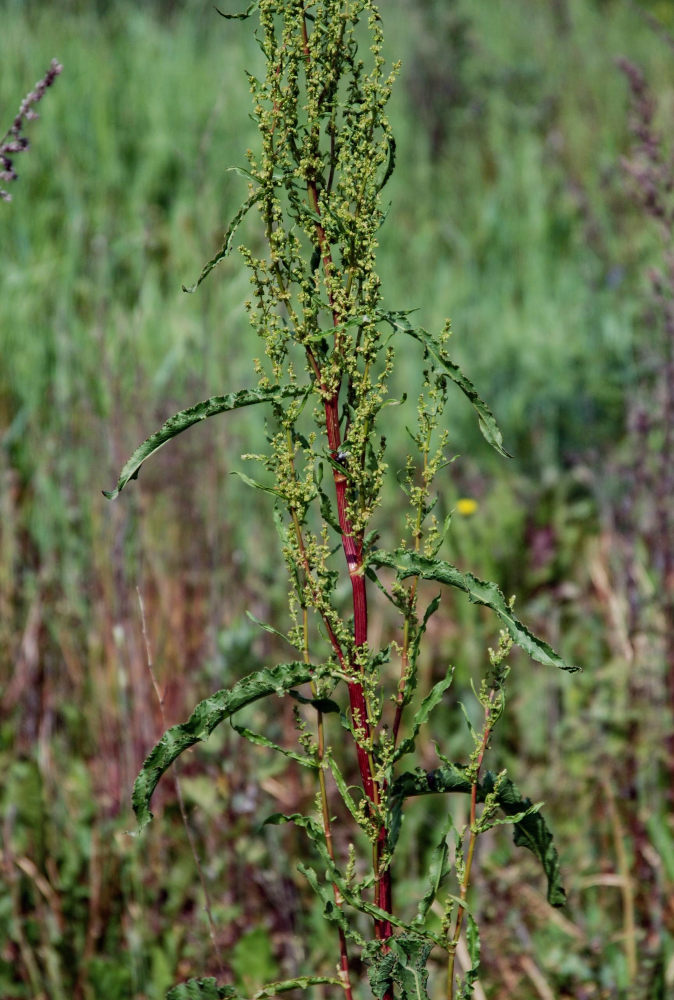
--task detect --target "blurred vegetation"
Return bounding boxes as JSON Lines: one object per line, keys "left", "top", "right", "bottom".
{"left": 1, "top": 0, "right": 673, "bottom": 997}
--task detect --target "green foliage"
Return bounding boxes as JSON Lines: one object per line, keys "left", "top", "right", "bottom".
{"left": 103, "top": 385, "right": 309, "bottom": 499}
{"left": 133, "top": 661, "right": 313, "bottom": 828}
{"left": 103, "top": 2, "right": 574, "bottom": 997}
{"left": 369, "top": 548, "right": 577, "bottom": 672}
{"left": 8, "top": 1, "right": 674, "bottom": 997}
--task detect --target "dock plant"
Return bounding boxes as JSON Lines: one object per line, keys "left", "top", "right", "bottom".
{"left": 105, "top": 2, "right": 577, "bottom": 997}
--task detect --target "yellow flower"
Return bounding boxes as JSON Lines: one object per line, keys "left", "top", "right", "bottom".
{"left": 456, "top": 497, "right": 478, "bottom": 517}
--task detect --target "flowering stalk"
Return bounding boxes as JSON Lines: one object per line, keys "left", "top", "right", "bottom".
{"left": 105, "top": 3, "right": 575, "bottom": 998}
{"left": 1, "top": 59, "right": 62, "bottom": 202}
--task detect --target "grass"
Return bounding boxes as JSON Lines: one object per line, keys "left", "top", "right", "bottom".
{"left": 1, "top": 1, "right": 673, "bottom": 997}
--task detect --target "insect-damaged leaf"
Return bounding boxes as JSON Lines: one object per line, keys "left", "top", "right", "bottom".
{"left": 133, "top": 662, "right": 313, "bottom": 830}
{"left": 103, "top": 385, "right": 308, "bottom": 499}
{"left": 369, "top": 549, "right": 578, "bottom": 673}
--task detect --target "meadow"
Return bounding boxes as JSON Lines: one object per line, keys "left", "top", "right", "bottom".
{"left": 1, "top": 1, "right": 673, "bottom": 997}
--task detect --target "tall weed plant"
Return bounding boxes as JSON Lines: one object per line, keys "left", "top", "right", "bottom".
{"left": 106, "top": 4, "right": 576, "bottom": 998}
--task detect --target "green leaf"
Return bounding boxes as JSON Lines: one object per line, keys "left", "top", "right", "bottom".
{"left": 391, "top": 765, "right": 566, "bottom": 907}
{"left": 132, "top": 662, "right": 313, "bottom": 829}
{"left": 369, "top": 550, "right": 578, "bottom": 673}
{"left": 103, "top": 385, "right": 307, "bottom": 499}
{"left": 267, "top": 814, "right": 438, "bottom": 941}
{"left": 253, "top": 977, "right": 343, "bottom": 998}
{"left": 230, "top": 721, "right": 318, "bottom": 769}
{"left": 231, "top": 469, "right": 284, "bottom": 497}
{"left": 394, "top": 669, "right": 453, "bottom": 762}
{"left": 483, "top": 772, "right": 566, "bottom": 907}
{"left": 298, "top": 862, "right": 365, "bottom": 945}
{"left": 365, "top": 935, "right": 433, "bottom": 1000}
{"left": 381, "top": 313, "right": 510, "bottom": 458}
{"left": 182, "top": 188, "right": 263, "bottom": 292}
{"left": 166, "top": 979, "right": 237, "bottom": 1000}
{"left": 214, "top": 2, "right": 259, "bottom": 21}
{"left": 396, "top": 595, "right": 441, "bottom": 721}
{"left": 287, "top": 688, "right": 342, "bottom": 715}
{"left": 458, "top": 913, "right": 481, "bottom": 998}
{"left": 415, "top": 813, "right": 454, "bottom": 924}
{"left": 165, "top": 975, "right": 342, "bottom": 1000}
{"left": 245, "top": 611, "right": 298, "bottom": 650}
{"left": 389, "top": 763, "right": 471, "bottom": 854}
{"left": 326, "top": 753, "right": 367, "bottom": 830}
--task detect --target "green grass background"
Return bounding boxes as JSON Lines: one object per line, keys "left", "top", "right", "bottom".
{"left": 1, "top": 1, "right": 673, "bottom": 997}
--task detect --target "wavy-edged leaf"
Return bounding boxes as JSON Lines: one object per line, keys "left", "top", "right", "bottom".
{"left": 483, "top": 772, "right": 566, "bottom": 907}
{"left": 381, "top": 312, "right": 509, "bottom": 458}
{"left": 255, "top": 977, "right": 344, "bottom": 998}
{"left": 369, "top": 549, "right": 578, "bottom": 673}
{"left": 103, "top": 385, "right": 307, "bottom": 499}
{"left": 133, "top": 662, "right": 313, "bottom": 830}
{"left": 183, "top": 188, "right": 262, "bottom": 292}
{"left": 365, "top": 935, "right": 433, "bottom": 1000}
{"left": 391, "top": 765, "right": 566, "bottom": 907}
{"left": 166, "top": 980, "right": 237, "bottom": 1000}
{"left": 166, "top": 975, "right": 342, "bottom": 1000}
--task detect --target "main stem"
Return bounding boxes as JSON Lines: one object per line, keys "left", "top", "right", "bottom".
{"left": 298, "top": 11, "right": 393, "bottom": 945}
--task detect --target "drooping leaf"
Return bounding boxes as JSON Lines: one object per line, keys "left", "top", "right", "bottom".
{"left": 369, "top": 549, "right": 578, "bottom": 673}
{"left": 182, "top": 188, "right": 263, "bottom": 292}
{"left": 483, "top": 772, "right": 566, "bottom": 907}
{"left": 389, "top": 763, "right": 471, "bottom": 853}
{"left": 214, "top": 1, "right": 259, "bottom": 20}
{"left": 287, "top": 688, "right": 342, "bottom": 715}
{"left": 103, "top": 385, "right": 307, "bottom": 499}
{"left": 381, "top": 313, "right": 510, "bottom": 458}
{"left": 391, "top": 765, "right": 566, "bottom": 907}
{"left": 166, "top": 979, "right": 237, "bottom": 1000}
{"left": 132, "top": 662, "right": 313, "bottom": 829}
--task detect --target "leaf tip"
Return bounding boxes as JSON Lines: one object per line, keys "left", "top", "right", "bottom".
{"left": 102, "top": 488, "right": 118, "bottom": 501}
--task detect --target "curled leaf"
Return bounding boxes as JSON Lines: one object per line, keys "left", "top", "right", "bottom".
{"left": 103, "top": 385, "right": 308, "bottom": 500}
{"left": 133, "top": 661, "right": 312, "bottom": 829}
